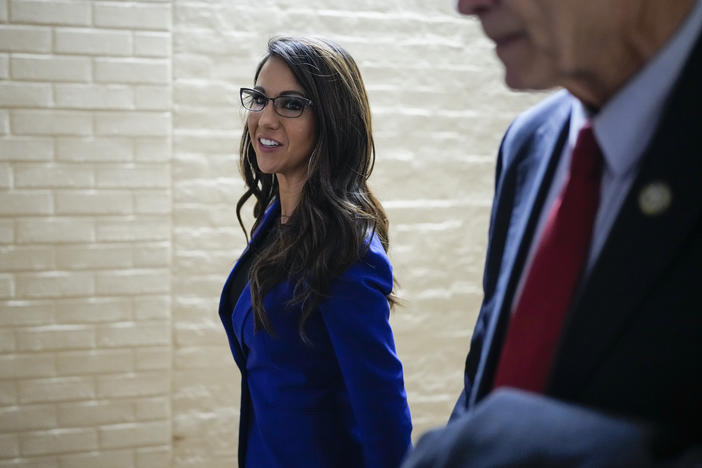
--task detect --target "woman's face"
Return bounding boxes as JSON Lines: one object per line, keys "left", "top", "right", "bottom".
{"left": 247, "top": 56, "right": 317, "bottom": 188}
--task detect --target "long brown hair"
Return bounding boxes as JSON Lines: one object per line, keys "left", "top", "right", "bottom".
{"left": 236, "top": 36, "right": 394, "bottom": 340}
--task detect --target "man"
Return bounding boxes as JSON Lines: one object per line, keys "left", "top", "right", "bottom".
{"left": 404, "top": 0, "right": 702, "bottom": 466}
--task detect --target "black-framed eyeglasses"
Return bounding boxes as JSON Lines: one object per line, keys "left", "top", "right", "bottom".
{"left": 240, "top": 87, "right": 313, "bottom": 118}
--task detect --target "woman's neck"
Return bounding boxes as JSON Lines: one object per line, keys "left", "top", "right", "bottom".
{"left": 276, "top": 174, "right": 306, "bottom": 224}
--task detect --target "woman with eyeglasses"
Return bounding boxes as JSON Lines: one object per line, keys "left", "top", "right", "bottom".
{"left": 218, "top": 36, "right": 412, "bottom": 468}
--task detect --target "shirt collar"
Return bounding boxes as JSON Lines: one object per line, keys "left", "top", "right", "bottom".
{"left": 569, "top": 0, "right": 702, "bottom": 176}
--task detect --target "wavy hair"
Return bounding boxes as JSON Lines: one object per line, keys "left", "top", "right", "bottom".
{"left": 236, "top": 36, "right": 394, "bottom": 340}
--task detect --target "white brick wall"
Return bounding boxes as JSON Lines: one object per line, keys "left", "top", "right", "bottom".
{"left": 0, "top": 1, "right": 547, "bottom": 467}
{"left": 1, "top": 0, "right": 173, "bottom": 466}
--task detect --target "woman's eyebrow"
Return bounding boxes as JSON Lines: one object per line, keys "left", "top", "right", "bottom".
{"left": 253, "top": 85, "right": 305, "bottom": 97}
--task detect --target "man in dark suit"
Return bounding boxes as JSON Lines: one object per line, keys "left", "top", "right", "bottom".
{"left": 403, "top": 0, "right": 702, "bottom": 466}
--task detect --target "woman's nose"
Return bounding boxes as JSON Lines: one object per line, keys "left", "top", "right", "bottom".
{"left": 257, "top": 101, "right": 280, "bottom": 128}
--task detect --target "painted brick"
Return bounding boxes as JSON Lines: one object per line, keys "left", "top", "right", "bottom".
{"left": 14, "top": 163, "right": 94, "bottom": 188}
{"left": 0, "top": 191, "right": 52, "bottom": 216}
{"left": 0, "top": 0, "right": 6, "bottom": 22}
{"left": 11, "top": 54, "right": 91, "bottom": 82}
{"left": 134, "top": 32, "right": 170, "bottom": 57}
{"left": 0, "top": 110, "right": 8, "bottom": 135}
{"left": 99, "top": 420, "right": 170, "bottom": 449}
{"left": 56, "top": 349, "right": 133, "bottom": 375}
{"left": 18, "top": 377, "right": 95, "bottom": 404}
{"left": 0, "top": 82, "right": 51, "bottom": 107}
{"left": 174, "top": 81, "right": 236, "bottom": 107}
{"left": 0, "top": 353, "right": 55, "bottom": 378}
{"left": 172, "top": 297, "right": 212, "bottom": 321}
{"left": 173, "top": 53, "right": 211, "bottom": 81}
{"left": 95, "top": 112, "right": 170, "bottom": 137}
{"left": 54, "top": 297, "right": 131, "bottom": 324}
{"left": 55, "top": 190, "right": 133, "bottom": 215}
{"left": 0, "top": 300, "right": 53, "bottom": 326}
{"left": 0, "top": 381, "right": 17, "bottom": 405}
{"left": 11, "top": 110, "right": 92, "bottom": 136}
{"left": 96, "top": 165, "right": 169, "bottom": 189}
{"left": 134, "top": 138, "right": 170, "bottom": 162}
{"left": 55, "top": 244, "right": 133, "bottom": 270}
{"left": 0, "top": 25, "right": 51, "bottom": 53}
{"left": 16, "top": 325, "right": 95, "bottom": 351}
{"left": 15, "top": 272, "right": 95, "bottom": 299}
{"left": 54, "top": 84, "right": 133, "bottom": 110}
{"left": 134, "top": 85, "right": 171, "bottom": 110}
{"left": 96, "top": 371, "right": 169, "bottom": 398}
{"left": 96, "top": 217, "right": 169, "bottom": 242}
{"left": 0, "top": 434, "right": 19, "bottom": 458}
{"left": 135, "top": 347, "right": 169, "bottom": 371}
{"left": 0, "top": 54, "right": 8, "bottom": 79}
{"left": 133, "top": 191, "right": 170, "bottom": 215}
{"left": 0, "top": 404, "right": 57, "bottom": 432}
{"left": 58, "top": 450, "right": 135, "bottom": 468}
{"left": 173, "top": 251, "right": 227, "bottom": 277}
{"left": 0, "top": 273, "right": 14, "bottom": 299}
{"left": 133, "top": 296, "right": 169, "bottom": 321}
{"left": 96, "top": 269, "right": 169, "bottom": 295}
{"left": 95, "top": 58, "right": 169, "bottom": 85}
{"left": 0, "top": 246, "right": 54, "bottom": 271}
{"left": 94, "top": 3, "right": 171, "bottom": 30}
{"left": 136, "top": 446, "right": 170, "bottom": 468}
{"left": 20, "top": 428, "right": 98, "bottom": 456}
{"left": 16, "top": 217, "right": 94, "bottom": 244}
{"left": 174, "top": 107, "right": 238, "bottom": 132}
{"left": 0, "top": 162, "right": 9, "bottom": 188}
{"left": 56, "top": 137, "right": 133, "bottom": 162}
{"left": 174, "top": 322, "right": 221, "bottom": 347}
{"left": 58, "top": 401, "right": 134, "bottom": 427}
{"left": 10, "top": 0, "right": 90, "bottom": 26}
{"left": 135, "top": 397, "right": 169, "bottom": 420}
{"left": 97, "top": 321, "right": 169, "bottom": 348}
{"left": 173, "top": 178, "right": 235, "bottom": 204}
{"left": 0, "top": 456, "right": 60, "bottom": 468}
{"left": 0, "top": 138, "right": 53, "bottom": 162}
{"left": 54, "top": 28, "right": 132, "bottom": 56}
{"left": 0, "top": 219, "right": 14, "bottom": 243}
{"left": 132, "top": 243, "right": 170, "bottom": 267}
{"left": 0, "top": 328, "right": 15, "bottom": 353}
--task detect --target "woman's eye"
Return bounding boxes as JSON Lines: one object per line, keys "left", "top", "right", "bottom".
{"left": 252, "top": 94, "right": 267, "bottom": 105}
{"left": 281, "top": 98, "right": 304, "bottom": 111}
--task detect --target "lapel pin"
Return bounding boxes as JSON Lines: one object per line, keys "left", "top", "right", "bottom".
{"left": 638, "top": 181, "right": 672, "bottom": 216}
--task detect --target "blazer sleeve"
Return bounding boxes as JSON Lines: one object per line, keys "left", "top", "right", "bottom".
{"left": 319, "top": 235, "right": 413, "bottom": 468}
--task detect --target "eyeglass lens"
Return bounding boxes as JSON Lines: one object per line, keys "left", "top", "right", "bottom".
{"left": 241, "top": 89, "right": 308, "bottom": 118}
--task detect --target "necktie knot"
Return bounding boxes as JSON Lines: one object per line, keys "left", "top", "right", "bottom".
{"left": 571, "top": 122, "right": 604, "bottom": 180}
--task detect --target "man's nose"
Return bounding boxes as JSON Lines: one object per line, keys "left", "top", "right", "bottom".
{"left": 456, "top": 0, "right": 497, "bottom": 15}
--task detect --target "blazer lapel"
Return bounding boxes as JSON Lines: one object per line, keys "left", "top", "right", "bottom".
{"left": 550, "top": 34, "right": 702, "bottom": 395}
{"left": 470, "top": 97, "right": 572, "bottom": 405}
{"left": 218, "top": 199, "right": 280, "bottom": 369}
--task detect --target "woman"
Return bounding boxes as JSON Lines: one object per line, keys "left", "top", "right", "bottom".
{"left": 218, "top": 36, "right": 413, "bottom": 468}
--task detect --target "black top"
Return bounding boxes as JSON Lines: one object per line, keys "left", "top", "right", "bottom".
{"left": 228, "top": 221, "right": 279, "bottom": 313}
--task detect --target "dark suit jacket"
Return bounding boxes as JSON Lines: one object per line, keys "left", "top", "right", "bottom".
{"left": 405, "top": 27, "right": 702, "bottom": 468}
{"left": 219, "top": 200, "right": 412, "bottom": 468}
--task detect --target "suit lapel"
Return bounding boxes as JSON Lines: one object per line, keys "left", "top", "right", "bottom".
{"left": 470, "top": 97, "right": 572, "bottom": 405}
{"left": 550, "top": 33, "right": 702, "bottom": 396}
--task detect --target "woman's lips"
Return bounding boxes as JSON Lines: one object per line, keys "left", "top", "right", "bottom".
{"left": 257, "top": 137, "right": 282, "bottom": 152}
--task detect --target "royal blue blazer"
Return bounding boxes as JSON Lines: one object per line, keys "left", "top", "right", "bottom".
{"left": 219, "top": 200, "right": 413, "bottom": 468}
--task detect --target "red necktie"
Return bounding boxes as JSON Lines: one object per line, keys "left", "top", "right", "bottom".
{"left": 493, "top": 122, "right": 604, "bottom": 393}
